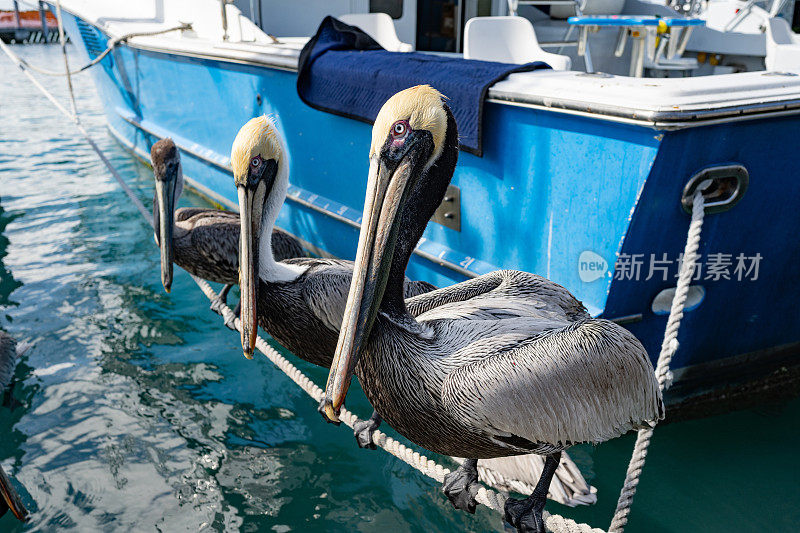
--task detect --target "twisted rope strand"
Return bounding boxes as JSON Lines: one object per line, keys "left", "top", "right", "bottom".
{"left": 608, "top": 189, "right": 706, "bottom": 532}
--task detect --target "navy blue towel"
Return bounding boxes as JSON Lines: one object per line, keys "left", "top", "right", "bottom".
{"left": 297, "top": 16, "right": 550, "bottom": 156}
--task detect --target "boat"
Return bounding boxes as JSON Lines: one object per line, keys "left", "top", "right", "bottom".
{"left": 50, "top": 0, "right": 800, "bottom": 416}
{"left": 0, "top": 0, "right": 59, "bottom": 43}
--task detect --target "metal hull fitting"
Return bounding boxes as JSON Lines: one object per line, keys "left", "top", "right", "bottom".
{"left": 59, "top": 11, "right": 800, "bottom": 411}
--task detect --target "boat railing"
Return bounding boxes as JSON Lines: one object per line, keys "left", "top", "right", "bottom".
{"left": 218, "top": 0, "right": 229, "bottom": 40}
{"left": 723, "top": 0, "right": 789, "bottom": 33}
{"left": 507, "top": 0, "right": 595, "bottom": 71}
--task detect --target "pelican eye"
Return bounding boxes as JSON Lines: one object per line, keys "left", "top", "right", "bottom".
{"left": 391, "top": 120, "right": 408, "bottom": 138}
{"left": 250, "top": 155, "right": 262, "bottom": 168}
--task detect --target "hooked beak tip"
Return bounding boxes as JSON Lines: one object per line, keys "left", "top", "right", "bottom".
{"left": 322, "top": 401, "right": 340, "bottom": 424}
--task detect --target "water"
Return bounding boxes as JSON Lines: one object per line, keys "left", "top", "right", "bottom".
{"left": 0, "top": 45, "right": 798, "bottom": 533}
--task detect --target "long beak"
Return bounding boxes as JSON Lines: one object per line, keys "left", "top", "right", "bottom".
{"left": 154, "top": 179, "right": 175, "bottom": 293}
{"left": 238, "top": 184, "right": 261, "bottom": 359}
{"left": 322, "top": 157, "right": 413, "bottom": 422}
{"left": 0, "top": 464, "right": 28, "bottom": 522}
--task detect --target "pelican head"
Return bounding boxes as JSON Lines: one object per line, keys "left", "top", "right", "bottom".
{"left": 232, "top": 116, "right": 287, "bottom": 358}
{"left": 151, "top": 138, "right": 183, "bottom": 293}
{"left": 323, "top": 85, "right": 458, "bottom": 421}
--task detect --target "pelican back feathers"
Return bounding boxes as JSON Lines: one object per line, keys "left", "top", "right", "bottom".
{"left": 168, "top": 209, "right": 302, "bottom": 286}
{"left": 409, "top": 270, "right": 589, "bottom": 322}
{"left": 442, "top": 319, "right": 664, "bottom": 448}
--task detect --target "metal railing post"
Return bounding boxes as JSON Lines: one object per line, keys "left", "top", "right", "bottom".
{"left": 220, "top": 0, "right": 229, "bottom": 41}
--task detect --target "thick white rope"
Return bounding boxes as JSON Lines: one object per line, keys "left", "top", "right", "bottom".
{"left": 608, "top": 189, "right": 706, "bottom": 532}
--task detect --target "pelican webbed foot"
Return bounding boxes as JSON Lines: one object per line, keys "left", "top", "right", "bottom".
{"left": 0, "top": 464, "right": 28, "bottom": 522}
{"left": 503, "top": 452, "right": 561, "bottom": 533}
{"left": 442, "top": 458, "right": 480, "bottom": 514}
{"left": 353, "top": 411, "right": 382, "bottom": 450}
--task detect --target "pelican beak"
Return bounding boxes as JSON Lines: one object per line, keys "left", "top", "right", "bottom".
{"left": 154, "top": 178, "right": 175, "bottom": 293}
{"left": 322, "top": 131, "right": 432, "bottom": 422}
{"left": 236, "top": 158, "right": 278, "bottom": 359}
{"left": 0, "top": 464, "right": 28, "bottom": 522}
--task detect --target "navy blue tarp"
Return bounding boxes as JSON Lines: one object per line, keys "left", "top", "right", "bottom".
{"left": 297, "top": 16, "right": 550, "bottom": 156}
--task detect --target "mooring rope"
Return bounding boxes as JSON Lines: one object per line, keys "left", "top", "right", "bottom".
{"left": 1, "top": 5, "right": 708, "bottom": 530}
{"left": 608, "top": 189, "right": 706, "bottom": 532}
{"left": 8, "top": 15, "right": 191, "bottom": 77}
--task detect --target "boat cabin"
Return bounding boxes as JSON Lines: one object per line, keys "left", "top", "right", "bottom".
{"left": 235, "top": 0, "right": 799, "bottom": 77}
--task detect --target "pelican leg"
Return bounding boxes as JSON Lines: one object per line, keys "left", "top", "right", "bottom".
{"left": 353, "top": 411, "right": 382, "bottom": 449}
{"left": 209, "top": 284, "right": 241, "bottom": 330}
{"left": 442, "top": 458, "right": 480, "bottom": 514}
{"left": 504, "top": 452, "right": 561, "bottom": 533}
{"left": 210, "top": 284, "right": 233, "bottom": 314}
{"left": 224, "top": 300, "right": 241, "bottom": 331}
{"left": 0, "top": 464, "right": 28, "bottom": 522}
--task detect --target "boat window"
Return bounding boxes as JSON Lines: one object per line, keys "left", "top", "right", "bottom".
{"left": 370, "top": 0, "right": 404, "bottom": 19}
{"left": 417, "top": 0, "right": 459, "bottom": 52}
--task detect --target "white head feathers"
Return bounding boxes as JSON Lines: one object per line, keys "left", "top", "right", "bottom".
{"left": 231, "top": 115, "right": 288, "bottom": 185}
{"left": 371, "top": 85, "right": 448, "bottom": 166}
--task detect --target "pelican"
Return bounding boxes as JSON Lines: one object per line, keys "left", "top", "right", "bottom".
{"left": 232, "top": 114, "right": 437, "bottom": 444}
{"left": 321, "top": 86, "right": 663, "bottom": 533}
{"left": 233, "top": 115, "right": 598, "bottom": 507}
{"left": 151, "top": 138, "right": 303, "bottom": 314}
{"left": 0, "top": 332, "right": 29, "bottom": 522}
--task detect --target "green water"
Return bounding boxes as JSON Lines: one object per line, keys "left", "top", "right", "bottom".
{"left": 0, "top": 46, "right": 798, "bottom": 532}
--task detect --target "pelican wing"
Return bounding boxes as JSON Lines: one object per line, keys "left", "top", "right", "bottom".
{"left": 441, "top": 319, "right": 663, "bottom": 449}
{"left": 290, "top": 258, "right": 358, "bottom": 334}
{"left": 287, "top": 258, "right": 438, "bottom": 333}
{"left": 410, "top": 270, "right": 589, "bottom": 323}
{"left": 403, "top": 279, "right": 437, "bottom": 298}
{"left": 187, "top": 216, "right": 240, "bottom": 277}
{"left": 174, "top": 207, "right": 234, "bottom": 223}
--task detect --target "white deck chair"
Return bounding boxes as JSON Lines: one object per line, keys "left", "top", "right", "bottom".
{"left": 463, "top": 16, "right": 571, "bottom": 70}
{"left": 765, "top": 17, "right": 800, "bottom": 71}
{"left": 339, "top": 13, "right": 413, "bottom": 52}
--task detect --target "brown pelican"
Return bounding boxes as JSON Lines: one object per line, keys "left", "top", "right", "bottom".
{"left": 320, "top": 86, "right": 663, "bottom": 533}
{"left": 151, "top": 138, "right": 303, "bottom": 315}
{"left": 0, "top": 332, "right": 29, "bottom": 522}
{"left": 233, "top": 115, "right": 434, "bottom": 446}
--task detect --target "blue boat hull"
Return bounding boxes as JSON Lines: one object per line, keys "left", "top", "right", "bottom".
{"left": 60, "top": 11, "right": 800, "bottom": 405}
